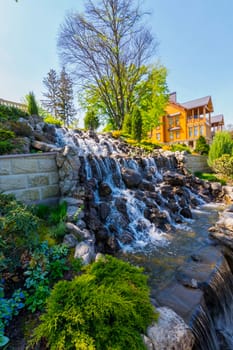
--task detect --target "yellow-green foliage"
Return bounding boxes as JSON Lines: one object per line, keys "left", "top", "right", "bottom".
{"left": 212, "top": 154, "right": 233, "bottom": 178}
{"left": 44, "top": 115, "right": 62, "bottom": 127}
{"left": 111, "top": 130, "right": 122, "bottom": 139}
{"left": 30, "top": 255, "right": 157, "bottom": 350}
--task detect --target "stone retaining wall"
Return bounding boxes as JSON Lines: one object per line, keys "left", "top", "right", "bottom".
{"left": 0, "top": 152, "right": 59, "bottom": 203}
{"left": 184, "top": 154, "right": 211, "bottom": 174}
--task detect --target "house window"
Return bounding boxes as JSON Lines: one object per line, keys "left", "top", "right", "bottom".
{"left": 168, "top": 118, "right": 173, "bottom": 127}
{"left": 194, "top": 126, "right": 198, "bottom": 137}
{"left": 175, "top": 117, "right": 180, "bottom": 126}
{"left": 169, "top": 132, "right": 174, "bottom": 140}
{"left": 176, "top": 131, "right": 180, "bottom": 139}
{"left": 156, "top": 126, "right": 160, "bottom": 130}
{"left": 156, "top": 133, "right": 161, "bottom": 141}
{"left": 200, "top": 125, "right": 204, "bottom": 135}
{"left": 188, "top": 127, "right": 192, "bottom": 138}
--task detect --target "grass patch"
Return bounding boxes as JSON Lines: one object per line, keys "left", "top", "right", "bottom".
{"left": 194, "top": 171, "right": 226, "bottom": 185}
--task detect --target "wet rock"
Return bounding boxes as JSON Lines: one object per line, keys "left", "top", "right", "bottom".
{"left": 209, "top": 208, "right": 233, "bottom": 249}
{"left": 106, "top": 235, "right": 120, "bottom": 252}
{"left": 139, "top": 180, "right": 155, "bottom": 192}
{"left": 99, "top": 202, "right": 111, "bottom": 220}
{"left": 121, "top": 167, "right": 142, "bottom": 188}
{"left": 160, "top": 185, "right": 174, "bottom": 199}
{"left": 146, "top": 307, "right": 195, "bottom": 350}
{"left": 143, "top": 334, "right": 154, "bottom": 350}
{"left": 67, "top": 206, "right": 79, "bottom": 221}
{"left": 60, "top": 197, "right": 83, "bottom": 206}
{"left": 66, "top": 222, "right": 92, "bottom": 240}
{"left": 63, "top": 233, "right": 79, "bottom": 248}
{"left": 74, "top": 241, "right": 95, "bottom": 265}
{"left": 223, "top": 186, "right": 233, "bottom": 202}
{"left": 115, "top": 197, "right": 127, "bottom": 214}
{"left": 99, "top": 182, "right": 112, "bottom": 197}
{"left": 155, "top": 282, "right": 203, "bottom": 323}
{"left": 87, "top": 208, "right": 103, "bottom": 231}
{"left": 180, "top": 207, "right": 192, "bottom": 219}
{"left": 32, "top": 140, "right": 60, "bottom": 152}
{"left": 176, "top": 246, "right": 223, "bottom": 289}
{"left": 117, "top": 231, "right": 134, "bottom": 244}
{"left": 163, "top": 171, "right": 185, "bottom": 186}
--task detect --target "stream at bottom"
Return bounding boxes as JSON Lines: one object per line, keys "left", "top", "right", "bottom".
{"left": 118, "top": 203, "right": 233, "bottom": 350}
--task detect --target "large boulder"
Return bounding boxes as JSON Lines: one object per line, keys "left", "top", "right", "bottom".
{"left": 74, "top": 241, "right": 95, "bottom": 265}
{"left": 121, "top": 167, "right": 142, "bottom": 188}
{"left": 146, "top": 307, "right": 194, "bottom": 350}
{"left": 99, "top": 182, "right": 112, "bottom": 197}
{"left": 163, "top": 171, "right": 185, "bottom": 186}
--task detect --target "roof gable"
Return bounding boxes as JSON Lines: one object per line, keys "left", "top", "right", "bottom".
{"left": 181, "top": 96, "right": 213, "bottom": 112}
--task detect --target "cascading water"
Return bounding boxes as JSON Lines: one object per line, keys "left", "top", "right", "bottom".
{"left": 56, "top": 127, "right": 233, "bottom": 349}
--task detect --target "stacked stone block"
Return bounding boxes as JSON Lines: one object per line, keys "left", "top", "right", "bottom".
{"left": 0, "top": 152, "right": 59, "bottom": 202}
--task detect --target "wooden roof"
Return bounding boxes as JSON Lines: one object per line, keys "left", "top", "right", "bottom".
{"left": 181, "top": 96, "right": 213, "bottom": 112}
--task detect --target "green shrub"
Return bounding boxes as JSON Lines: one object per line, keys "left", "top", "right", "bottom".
{"left": 0, "top": 194, "right": 39, "bottom": 272}
{"left": 24, "top": 242, "right": 69, "bottom": 312}
{"left": 33, "top": 202, "right": 67, "bottom": 224}
{"left": 212, "top": 154, "right": 233, "bottom": 178}
{"left": 0, "top": 286, "right": 25, "bottom": 346}
{"left": 48, "top": 201, "right": 68, "bottom": 224}
{"left": 30, "top": 255, "right": 156, "bottom": 350}
{"left": 0, "top": 104, "right": 28, "bottom": 122}
{"left": 194, "top": 136, "right": 210, "bottom": 155}
{"left": 49, "top": 221, "right": 67, "bottom": 240}
{"left": 208, "top": 131, "right": 233, "bottom": 166}
{"left": 0, "top": 129, "right": 15, "bottom": 154}
{"left": 0, "top": 140, "right": 13, "bottom": 154}
{"left": 170, "top": 143, "right": 191, "bottom": 153}
{"left": 0, "top": 129, "right": 15, "bottom": 141}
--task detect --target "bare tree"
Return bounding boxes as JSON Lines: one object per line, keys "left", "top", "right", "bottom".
{"left": 58, "top": 0, "right": 155, "bottom": 129}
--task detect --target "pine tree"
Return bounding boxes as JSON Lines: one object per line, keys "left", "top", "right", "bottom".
{"left": 41, "top": 69, "right": 59, "bottom": 117}
{"left": 57, "top": 67, "right": 76, "bottom": 127}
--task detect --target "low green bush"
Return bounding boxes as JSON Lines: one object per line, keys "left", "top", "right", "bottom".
{"left": 33, "top": 202, "right": 68, "bottom": 224}
{"left": 30, "top": 255, "right": 156, "bottom": 350}
{"left": 0, "top": 105, "right": 28, "bottom": 122}
{"left": 170, "top": 143, "right": 191, "bottom": 153}
{"left": 0, "top": 193, "right": 39, "bottom": 272}
{"left": 0, "top": 140, "right": 13, "bottom": 155}
{"left": 0, "top": 286, "right": 25, "bottom": 347}
{"left": 0, "top": 129, "right": 15, "bottom": 141}
{"left": 24, "top": 242, "right": 69, "bottom": 312}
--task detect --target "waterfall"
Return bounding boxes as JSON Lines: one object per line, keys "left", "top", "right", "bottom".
{"left": 191, "top": 257, "right": 233, "bottom": 349}
{"left": 56, "top": 128, "right": 210, "bottom": 251}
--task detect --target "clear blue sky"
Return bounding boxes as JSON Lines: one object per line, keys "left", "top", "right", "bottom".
{"left": 0, "top": 0, "right": 232, "bottom": 126}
